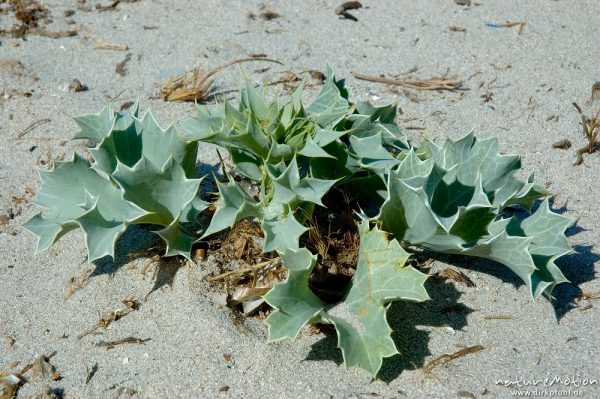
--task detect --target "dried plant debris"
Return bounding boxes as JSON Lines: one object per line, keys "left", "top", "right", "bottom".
{"left": 266, "top": 69, "right": 326, "bottom": 92}
{"left": 203, "top": 220, "right": 285, "bottom": 315}
{"left": 572, "top": 102, "right": 599, "bottom": 165}
{"left": 68, "top": 79, "right": 87, "bottom": 92}
{"left": 218, "top": 219, "right": 264, "bottom": 263}
{"left": 115, "top": 53, "right": 131, "bottom": 77}
{"left": 0, "top": 59, "right": 28, "bottom": 78}
{"left": 551, "top": 139, "right": 572, "bottom": 150}
{"left": 78, "top": 298, "right": 141, "bottom": 339}
{"left": 95, "top": 337, "right": 151, "bottom": 350}
{"left": 33, "top": 387, "right": 64, "bottom": 399}
{"left": 29, "top": 352, "right": 60, "bottom": 382}
{"left": 309, "top": 70, "right": 325, "bottom": 81}
{"left": 208, "top": 258, "right": 279, "bottom": 282}
{"left": 352, "top": 71, "right": 462, "bottom": 91}
{"left": 5, "top": 336, "right": 15, "bottom": 349}
{"left": 229, "top": 267, "right": 286, "bottom": 315}
{"left": 436, "top": 268, "right": 476, "bottom": 287}
{"left": 449, "top": 25, "right": 466, "bottom": 32}
{"left": 575, "top": 291, "right": 600, "bottom": 302}
{"left": 119, "top": 101, "right": 134, "bottom": 111}
{"left": 0, "top": 351, "right": 59, "bottom": 399}
{"left": 454, "top": 0, "right": 471, "bottom": 5}
{"left": 0, "top": 0, "right": 77, "bottom": 38}
{"left": 422, "top": 345, "right": 484, "bottom": 375}
{"left": 159, "top": 57, "right": 282, "bottom": 102}
{"left": 335, "top": 1, "right": 362, "bottom": 21}
{"left": 1, "top": 0, "right": 47, "bottom": 37}
{"left": 259, "top": 10, "right": 280, "bottom": 21}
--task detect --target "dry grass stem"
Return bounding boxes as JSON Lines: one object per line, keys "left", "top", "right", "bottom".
{"left": 422, "top": 345, "right": 484, "bottom": 375}
{"left": 160, "top": 57, "right": 283, "bottom": 102}
{"left": 16, "top": 118, "right": 51, "bottom": 139}
{"left": 80, "top": 27, "right": 128, "bottom": 50}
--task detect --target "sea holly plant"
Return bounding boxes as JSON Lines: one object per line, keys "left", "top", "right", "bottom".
{"left": 23, "top": 68, "right": 575, "bottom": 377}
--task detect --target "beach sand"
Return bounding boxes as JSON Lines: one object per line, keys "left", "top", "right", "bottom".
{"left": 1, "top": 1, "right": 599, "bottom": 398}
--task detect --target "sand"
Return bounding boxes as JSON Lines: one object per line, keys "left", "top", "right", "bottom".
{"left": 0, "top": 1, "right": 599, "bottom": 398}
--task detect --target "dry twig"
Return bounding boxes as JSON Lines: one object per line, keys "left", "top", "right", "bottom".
{"left": 352, "top": 72, "right": 462, "bottom": 91}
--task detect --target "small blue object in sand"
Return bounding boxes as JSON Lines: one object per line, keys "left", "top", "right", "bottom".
{"left": 485, "top": 23, "right": 505, "bottom": 28}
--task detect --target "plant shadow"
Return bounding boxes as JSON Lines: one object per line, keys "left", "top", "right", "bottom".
{"left": 551, "top": 244, "right": 599, "bottom": 320}
{"left": 304, "top": 279, "right": 472, "bottom": 382}
{"left": 91, "top": 225, "right": 159, "bottom": 277}
{"left": 379, "top": 278, "right": 471, "bottom": 382}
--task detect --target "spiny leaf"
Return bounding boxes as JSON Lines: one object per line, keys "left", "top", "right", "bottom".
{"left": 377, "top": 133, "right": 572, "bottom": 298}
{"left": 267, "top": 156, "right": 337, "bottom": 207}
{"left": 113, "top": 157, "right": 203, "bottom": 225}
{"left": 202, "top": 177, "right": 261, "bottom": 238}
{"left": 72, "top": 106, "right": 115, "bottom": 143}
{"left": 262, "top": 207, "right": 308, "bottom": 253}
{"left": 22, "top": 153, "right": 147, "bottom": 260}
{"left": 265, "top": 221, "right": 429, "bottom": 376}
{"left": 307, "top": 66, "right": 352, "bottom": 127}
{"left": 264, "top": 248, "right": 324, "bottom": 340}
{"left": 156, "top": 220, "right": 197, "bottom": 259}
